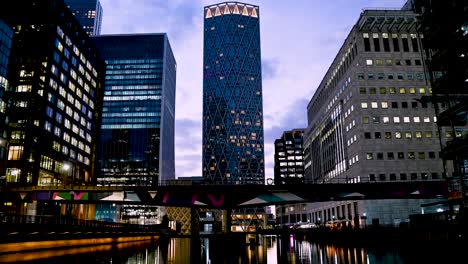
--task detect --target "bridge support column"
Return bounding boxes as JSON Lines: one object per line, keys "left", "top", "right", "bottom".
{"left": 222, "top": 208, "right": 232, "bottom": 234}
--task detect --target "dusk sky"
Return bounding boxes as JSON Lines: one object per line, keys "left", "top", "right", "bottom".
{"left": 99, "top": 0, "right": 407, "bottom": 180}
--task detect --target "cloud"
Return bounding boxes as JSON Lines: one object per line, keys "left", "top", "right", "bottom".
{"left": 98, "top": 0, "right": 408, "bottom": 179}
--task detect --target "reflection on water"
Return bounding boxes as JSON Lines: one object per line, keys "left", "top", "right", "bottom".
{"left": 0, "top": 235, "right": 461, "bottom": 263}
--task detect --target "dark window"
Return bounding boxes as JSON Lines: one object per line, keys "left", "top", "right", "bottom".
{"left": 364, "top": 132, "right": 371, "bottom": 139}
{"left": 422, "top": 102, "right": 428, "bottom": 108}
{"left": 392, "top": 34, "right": 400, "bottom": 51}
{"left": 431, "top": 172, "right": 439, "bottom": 179}
{"left": 402, "top": 102, "right": 408, "bottom": 108}
{"left": 428, "top": 152, "right": 436, "bottom": 159}
{"left": 364, "top": 36, "right": 371, "bottom": 52}
{"left": 358, "top": 73, "right": 364, "bottom": 80}
{"left": 369, "top": 87, "right": 377, "bottom": 94}
{"left": 375, "top": 132, "right": 381, "bottom": 139}
{"left": 360, "top": 87, "right": 366, "bottom": 94}
{"left": 402, "top": 37, "right": 409, "bottom": 52}
{"left": 411, "top": 37, "right": 419, "bottom": 52}
{"left": 390, "top": 173, "right": 396, "bottom": 181}
{"left": 373, "top": 34, "right": 381, "bottom": 52}
{"left": 397, "top": 73, "right": 404, "bottom": 80}
{"left": 391, "top": 102, "right": 398, "bottom": 108}
{"left": 383, "top": 37, "right": 390, "bottom": 52}
{"left": 415, "top": 59, "right": 422, "bottom": 65}
{"left": 400, "top": 173, "right": 407, "bottom": 180}
{"left": 398, "top": 152, "right": 405, "bottom": 159}
{"left": 385, "top": 132, "right": 392, "bottom": 139}
{"left": 377, "top": 153, "right": 383, "bottom": 160}
{"left": 411, "top": 173, "right": 418, "bottom": 180}
{"left": 387, "top": 152, "right": 394, "bottom": 159}
{"left": 421, "top": 173, "right": 428, "bottom": 180}
{"left": 379, "top": 174, "right": 386, "bottom": 181}
{"left": 405, "top": 59, "right": 411, "bottom": 66}
{"left": 369, "top": 174, "right": 376, "bottom": 181}
{"left": 387, "top": 74, "right": 394, "bottom": 80}
{"left": 412, "top": 102, "right": 418, "bottom": 108}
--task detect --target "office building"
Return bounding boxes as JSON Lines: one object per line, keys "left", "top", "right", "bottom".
{"left": 0, "top": 19, "right": 13, "bottom": 178}
{"left": 202, "top": 2, "right": 264, "bottom": 184}
{"left": 91, "top": 34, "right": 176, "bottom": 187}
{"left": 405, "top": 0, "right": 468, "bottom": 209}
{"left": 274, "top": 129, "right": 305, "bottom": 185}
{"left": 64, "top": 0, "right": 103, "bottom": 35}
{"left": 280, "top": 9, "right": 447, "bottom": 228}
{"left": 0, "top": 0, "right": 105, "bottom": 187}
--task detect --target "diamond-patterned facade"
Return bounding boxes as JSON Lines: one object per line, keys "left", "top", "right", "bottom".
{"left": 202, "top": 2, "right": 265, "bottom": 185}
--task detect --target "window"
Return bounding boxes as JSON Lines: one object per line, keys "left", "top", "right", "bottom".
{"left": 387, "top": 152, "right": 394, "bottom": 159}
{"left": 423, "top": 117, "right": 430, "bottom": 123}
{"left": 418, "top": 152, "right": 425, "bottom": 159}
{"left": 402, "top": 34, "right": 409, "bottom": 52}
{"left": 386, "top": 59, "right": 393, "bottom": 66}
{"left": 385, "top": 132, "right": 392, "bottom": 139}
{"left": 382, "top": 33, "right": 390, "bottom": 51}
{"left": 431, "top": 173, "right": 439, "bottom": 179}
{"left": 371, "top": 102, "right": 378, "bottom": 108}
{"left": 389, "top": 87, "right": 396, "bottom": 94}
{"left": 358, "top": 73, "right": 364, "bottom": 80}
{"left": 372, "top": 116, "right": 380, "bottom": 124}
{"left": 359, "top": 87, "right": 366, "bottom": 94}
{"left": 377, "top": 73, "right": 385, "bottom": 80}
{"left": 428, "top": 152, "right": 436, "bottom": 159}
{"left": 377, "top": 152, "right": 383, "bottom": 159}
{"left": 364, "top": 132, "right": 371, "bottom": 139}
{"left": 393, "top": 117, "right": 400, "bottom": 123}
{"left": 415, "top": 59, "right": 422, "bottom": 65}
{"left": 392, "top": 33, "right": 400, "bottom": 51}
{"left": 368, "top": 73, "right": 374, "bottom": 80}
{"left": 403, "top": 117, "right": 410, "bottom": 123}
{"left": 407, "top": 73, "right": 414, "bottom": 80}
{"left": 380, "top": 87, "right": 386, "bottom": 94}
{"left": 390, "top": 173, "right": 396, "bottom": 181}
{"left": 379, "top": 174, "right": 386, "bottom": 181}
{"left": 411, "top": 173, "right": 418, "bottom": 180}
{"left": 408, "top": 152, "right": 415, "bottom": 159}
{"left": 366, "top": 59, "right": 373, "bottom": 65}
{"left": 415, "top": 131, "right": 422, "bottom": 138}
{"left": 375, "top": 132, "right": 381, "bottom": 139}
{"left": 400, "top": 173, "right": 407, "bottom": 180}
{"left": 409, "top": 87, "right": 416, "bottom": 94}
{"left": 402, "top": 102, "right": 408, "bottom": 108}
{"left": 369, "top": 174, "right": 376, "bottom": 181}
{"left": 381, "top": 102, "right": 388, "bottom": 108}
{"left": 426, "top": 131, "right": 433, "bottom": 138}
{"left": 363, "top": 33, "right": 370, "bottom": 51}
{"left": 373, "top": 33, "right": 380, "bottom": 52}
{"left": 361, "top": 102, "right": 368, "bottom": 109}
{"left": 8, "top": 146, "right": 24, "bottom": 160}
{"left": 376, "top": 59, "right": 383, "bottom": 65}
{"left": 395, "top": 132, "right": 402, "bottom": 139}
{"left": 412, "top": 102, "right": 418, "bottom": 108}
{"left": 362, "top": 116, "right": 369, "bottom": 124}
{"left": 388, "top": 74, "right": 394, "bottom": 80}
{"left": 411, "top": 34, "right": 419, "bottom": 52}
{"left": 413, "top": 117, "right": 421, "bottom": 123}
{"left": 366, "top": 153, "right": 373, "bottom": 160}
{"left": 399, "top": 87, "right": 406, "bottom": 94}
{"left": 398, "top": 152, "right": 404, "bottom": 159}
{"left": 405, "top": 132, "right": 412, "bottom": 139}
{"left": 369, "top": 87, "right": 376, "bottom": 94}
{"left": 383, "top": 117, "right": 390, "bottom": 123}
{"left": 419, "top": 87, "right": 426, "bottom": 94}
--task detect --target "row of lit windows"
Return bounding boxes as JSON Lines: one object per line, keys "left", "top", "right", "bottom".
{"left": 103, "top": 95, "right": 161, "bottom": 101}
{"left": 365, "top": 58, "right": 422, "bottom": 66}
{"left": 364, "top": 130, "right": 459, "bottom": 139}
{"left": 106, "top": 69, "right": 162, "bottom": 75}
{"left": 359, "top": 86, "right": 431, "bottom": 95}
{"left": 104, "top": 90, "right": 160, "bottom": 96}
{"left": 105, "top": 74, "right": 161, "bottom": 80}
{"left": 109, "top": 85, "right": 161, "bottom": 91}
{"left": 106, "top": 59, "right": 162, "bottom": 64}
{"left": 362, "top": 116, "right": 436, "bottom": 124}
{"left": 278, "top": 162, "right": 303, "bottom": 167}
{"left": 357, "top": 72, "right": 426, "bottom": 81}
{"left": 366, "top": 151, "right": 437, "bottom": 160}
{"left": 102, "top": 112, "right": 160, "bottom": 118}
{"left": 107, "top": 63, "right": 162, "bottom": 70}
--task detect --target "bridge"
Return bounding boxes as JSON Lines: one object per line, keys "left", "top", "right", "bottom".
{"left": 0, "top": 181, "right": 449, "bottom": 208}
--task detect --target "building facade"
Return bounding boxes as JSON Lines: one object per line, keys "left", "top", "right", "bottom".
{"left": 280, "top": 9, "right": 449, "bottom": 228}
{"left": 64, "top": 0, "right": 103, "bottom": 36}
{"left": 304, "top": 9, "right": 445, "bottom": 185}
{"left": 91, "top": 34, "right": 176, "bottom": 187}
{"left": 0, "top": 19, "right": 13, "bottom": 178}
{"left": 274, "top": 129, "right": 305, "bottom": 185}
{"left": 202, "top": 2, "right": 265, "bottom": 184}
{"left": 0, "top": 0, "right": 106, "bottom": 187}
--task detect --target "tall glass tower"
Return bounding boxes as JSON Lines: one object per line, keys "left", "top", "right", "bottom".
{"left": 91, "top": 34, "right": 176, "bottom": 187}
{"left": 64, "top": 0, "right": 103, "bottom": 35}
{"left": 202, "top": 2, "right": 264, "bottom": 185}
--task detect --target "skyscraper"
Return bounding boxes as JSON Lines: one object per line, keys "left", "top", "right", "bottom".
{"left": 274, "top": 129, "right": 305, "bottom": 185}
{"left": 202, "top": 2, "right": 264, "bottom": 185}
{"left": 64, "top": 0, "right": 103, "bottom": 36}
{"left": 0, "top": 0, "right": 106, "bottom": 187}
{"left": 91, "top": 34, "right": 176, "bottom": 187}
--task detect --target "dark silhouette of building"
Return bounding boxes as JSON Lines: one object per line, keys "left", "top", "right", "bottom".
{"left": 274, "top": 129, "right": 305, "bottom": 185}
{"left": 405, "top": 0, "right": 468, "bottom": 208}
{"left": 0, "top": 0, "right": 106, "bottom": 187}
{"left": 202, "top": 2, "right": 265, "bottom": 185}
{"left": 64, "top": 0, "right": 103, "bottom": 36}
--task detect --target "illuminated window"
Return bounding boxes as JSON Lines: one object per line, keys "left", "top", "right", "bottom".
{"left": 361, "top": 102, "right": 368, "bottom": 109}
{"left": 393, "top": 117, "right": 400, "bottom": 123}
{"left": 8, "top": 146, "right": 24, "bottom": 160}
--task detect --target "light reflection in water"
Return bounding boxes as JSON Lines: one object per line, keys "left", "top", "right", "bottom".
{"left": 2, "top": 235, "right": 414, "bottom": 263}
